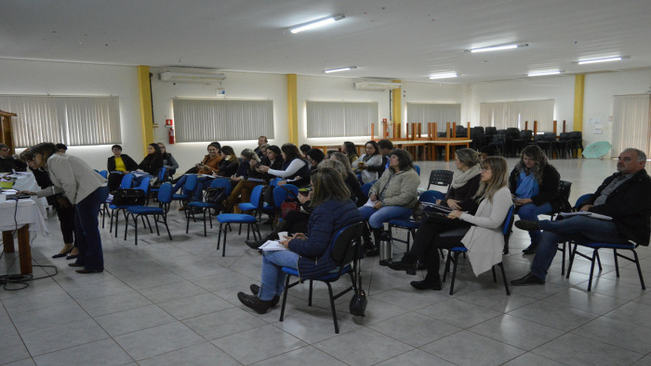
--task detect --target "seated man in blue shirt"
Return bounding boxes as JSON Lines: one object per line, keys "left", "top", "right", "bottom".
{"left": 511, "top": 148, "right": 651, "bottom": 286}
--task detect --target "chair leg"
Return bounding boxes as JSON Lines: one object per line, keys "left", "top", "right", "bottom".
{"left": 134, "top": 214, "right": 139, "bottom": 245}
{"left": 442, "top": 251, "right": 453, "bottom": 282}
{"left": 308, "top": 280, "right": 314, "bottom": 306}
{"left": 123, "top": 211, "right": 129, "bottom": 240}
{"left": 279, "top": 275, "right": 291, "bottom": 322}
{"left": 498, "top": 263, "right": 510, "bottom": 295}
{"left": 222, "top": 226, "right": 227, "bottom": 257}
{"left": 587, "top": 249, "right": 598, "bottom": 292}
{"left": 566, "top": 243, "right": 577, "bottom": 279}
{"left": 560, "top": 242, "right": 566, "bottom": 276}
{"left": 152, "top": 215, "right": 160, "bottom": 236}
{"left": 325, "top": 282, "right": 340, "bottom": 334}
{"left": 203, "top": 209, "right": 208, "bottom": 237}
{"left": 631, "top": 249, "right": 646, "bottom": 290}
{"left": 613, "top": 249, "right": 620, "bottom": 277}
{"left": 163, "top": 214, "right": 172, "bottom": 240}
{"left": 216, "top": 223, "right": 222, "bottom": 250}
{"left": 449, "top": 252, "right": 461, "bottom": 295}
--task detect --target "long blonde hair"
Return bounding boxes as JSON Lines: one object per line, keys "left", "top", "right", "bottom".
{"left": 474, "top": 156, "right": 508, "bottom": 202}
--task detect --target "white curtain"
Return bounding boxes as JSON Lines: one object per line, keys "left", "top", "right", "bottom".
{"left": 479, "top": 100, "right": 553, "bottom": 130}
{"left": 0, "top": 95, "right": 121, "bottom": 147}
{"left": 612, "top": 94, "right": 651, "bottom": 158}
{"left": 306, "top": 101, "right": 377, "bottom": 138}
{"left": 517, "top": 99, "right": 554, "bottom": 131}
{"left": 173, "top": 99, "right": 274, "bottom": 142}
{"left": 406, "top": 103, "right": 461, "bottom": 135}
{"left": 479, "top": 102, "right": 507, "bottom": 128}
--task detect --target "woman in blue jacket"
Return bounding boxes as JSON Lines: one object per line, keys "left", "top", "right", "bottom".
{"left": 237, "top": 167, "right": 362, "bottom": 314}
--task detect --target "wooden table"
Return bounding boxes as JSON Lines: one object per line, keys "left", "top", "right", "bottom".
{"left": 392, "top": 140, "right": 429, "bottom": 161}
{"left": 0, "top": 198, "right": 48, "bottom": 275}
{"left": 2, "top": 226, "right": 31, "bottom": 275}
{"left": 427, "top": 139, "right": 472, "bottom": 162}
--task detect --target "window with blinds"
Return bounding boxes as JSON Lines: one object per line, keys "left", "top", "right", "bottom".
{"left": 173, "top": 99, "right": 274, "bottom": 142}
{"left": 306, "top": 101, "right": 378, "bottom": 138}
{"left": 480, "top": 99, "right": 554, "bottom": 130}
{"left": 0, "top": 95, "right": 121, "bottom": 148}
{"left": 406, "top": 103, "right": 461, "bottom": 134}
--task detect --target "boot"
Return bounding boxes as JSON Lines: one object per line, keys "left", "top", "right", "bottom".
{"left": 245, "top": 232, "right": 279, "bottom": 249}
{"left": 366, "top": 228, "right": 384, "bottom": 257}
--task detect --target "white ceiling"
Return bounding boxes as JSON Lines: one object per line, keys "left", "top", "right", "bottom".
{"left": 2, "top": 0, "right": 651, "bottom": 84}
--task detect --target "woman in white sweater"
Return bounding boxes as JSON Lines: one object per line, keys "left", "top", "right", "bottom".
{"left": 21, "top": 143, "right": 108, "bottom": 274}
{"left": 387, "top": 156, "right": 512, "bottom": 290}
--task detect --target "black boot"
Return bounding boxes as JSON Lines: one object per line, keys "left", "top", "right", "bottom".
{"left": 366, "top": 228, "right": 384, "bottom": 257}
{"left": 245, "top": 232, "right": 279, "bottom": 249}
{"left": 387, "top": 257, "right": 417, "bottom": 275}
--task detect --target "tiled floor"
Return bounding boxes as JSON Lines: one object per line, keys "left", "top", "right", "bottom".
{"left": 2, "top": 157, "right": 651, "bottom": 366}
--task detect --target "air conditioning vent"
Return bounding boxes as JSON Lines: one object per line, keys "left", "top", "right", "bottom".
{"left": 159, "top": 71, "right": 226, "bottom": 84}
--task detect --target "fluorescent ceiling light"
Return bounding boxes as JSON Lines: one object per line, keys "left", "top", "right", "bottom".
{"left": 528, "top": 70, "right": 562, "bottom": 77}
{"left": 324, "top": 66, "right": 357, "bottom": 74}
{"left": 289, "top": 15, "right": 345, "bottom": 34}
{"left": 429, "top": 73, "right": 458, "bottom": 80}
{"left": 470, "top": 43, "right": 526, "bottom": 53}
{"left": 578, "top": 57, "right": 622, "bottom": 65}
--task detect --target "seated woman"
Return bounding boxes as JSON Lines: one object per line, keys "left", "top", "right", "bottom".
{"left": 439, "top": 148, "right": 482, "bottom": 211}
{"left": 256, "top": 143, "right": 309, "bottom": 184}
{"left": 216, "top": 146, "right": 240, "bottom": 177}
{"left": 107, "top": 144, "right": 139, "bottom": 191}
{"left": 278, "top": 148, "right": 325, "bottom": 188}
{"left": 331, "top": 152, "right": 367, "bottom": 207}
{"left": 341, "top": 141, "right": 359, "bottom": 165}
{"left": 173, "top": 142, "right": 222, "bottom": 193}
{"left": 237, "top": 166, "right": 363, "bottom": 314}
{"left": 353, "top": 140, "right": 383, "bottom": 184}
{"left": 387, "top": 157, "right": 512, "bottom": 290}
{"left": 134, "top": 143, "right": 163, "bottom": 185}
{"left": 509, "top": 145, "right": 562, "bottom": 254}
{"left": 157, "top": 142, "right": 179, "bottom": 178}
{"left": 358, "top": 149, "right": 420, "bottom": 256}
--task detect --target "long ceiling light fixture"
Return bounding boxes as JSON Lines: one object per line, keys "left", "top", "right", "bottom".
{"left": 429, "top": 73, "right": 458, "bottom": 80}
{"left": 469, "top": 43, "right": 528, "bottom": 53}
{"left": 288, "top": 15, "right": 345, "bottom": 34}
{"left": 528, "top": 70, "right": 562, "bottom": 77}
{"left": 577, "top": 57, "right": 623, "bottom": 65}
{"left": 324, "top": 66, "right": 357, "bottom": 74}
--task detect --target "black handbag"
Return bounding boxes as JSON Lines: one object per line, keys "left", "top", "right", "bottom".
{"left": 112, "top": 188, "right": 146, "bottom": 206}
{"left": 203, "top": 186, "right": 226, "bottom": 204}
{"left": 349, "top": 288, "right": 367, "bottom": 317}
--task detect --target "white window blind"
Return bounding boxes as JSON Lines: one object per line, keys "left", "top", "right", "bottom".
{"left": 612, "top": 94, "right": 651, "bottom": 158}
{"left": 0, "top": 95, "right": 121, "bottom": 148}
{"left": 173, "top": 99, "right": 274, "bottom": 142}
{"left": 479, "top": 100, "right": 553, "bottom": 130}
{"left": 407, "top": 103, "right": 461, "bottom": 134}
{"left": 306, "top": 101, "right": 378, "bottom": 138}
{"left": 479, "top": 102, "right": 507, "bottom": 128}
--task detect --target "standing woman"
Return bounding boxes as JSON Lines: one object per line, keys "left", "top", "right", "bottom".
{"left": 388, "top": 157, "right": 512, "bottom": 290}
{"left": 354, "top": 140, "right": 383, "bottom": 184}
{"left": 358, "top": 149, "right": 420, "bottom": 256}
{"left": 509, "top": 145, "right": 562, "bottom": 254}
{"left": 21, "top": 143, "right": 108, "bottom": 274}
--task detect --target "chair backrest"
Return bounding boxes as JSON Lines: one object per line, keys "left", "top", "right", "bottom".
{"left": 158, "top": 166, "right": 168, "bottom": 182}
{"left": 502, "top": 205, "right": 517, "bottom": 243}
{"left": 361, "top": 181, "right": 375, "bottom": 197}
{"left": 485, "top": 126, "right": 497, "bottom": 135}
{"left": 273, "top": 184, "right": 298, "bottom": 207}
{"left": 414, "top": 165, "right": 420, "bottom": 176}
{"left": 428, "top": 169, "right": 453, "bottom": 190}
{"left": 558, "top": 180, "right": 572, "bottom": 202}
{"left": 330, "top": 222, "right": 366, "bottom": 265}
{"left": 506, "top": 127, "right": 519, "bottom": 139}
{"left": 250, "top": 184, "right": 265, "bottom": 209}
{"left": 519, "top": 130, "right": 532, "bottom": 140}
{"left": 574, "top": 193, "right": 592, "bottom": 209}
{"left": 136, "top": 177, "right": 150, "bottom": 193}
{"left": 98, "top": 170, "right": 109, "bottom": 179}
{"left": 419, "top": 190, "right": 442, "bottom": 203}
{"left": 184, "top": 174, "right": 199, "bottom": 192}
{"left": 269, "top": 177, "right": 282, "bottom": 187}
{"left": 120, "top": 173, "right": 134, "bottom": 189}
{"left": 157, "top": 182, "right": 174, "bottom": 204}
{"left": 210, "top": 178, "right": 232, "bottom": 197}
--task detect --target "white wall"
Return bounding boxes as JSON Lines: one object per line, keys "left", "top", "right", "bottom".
{"left": 0, "top": 59, "right": 143, "bottom": 170}
{"left": 467, "top": 76, "right": 576, "bottom": 131}
{"left": 583, "top": 69, "right": 651, "bottom": 151}
{"left": 151, "top": 71, "right": 288, "bottom": 173}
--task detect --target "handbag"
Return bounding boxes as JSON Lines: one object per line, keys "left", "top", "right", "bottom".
{"left": 204, "top": 186, "right": 226, "bottom": 204}
{"left": 112, "top": 188, "right": 146, "bottom": 206}
{"left": 278, "top": 186, "right": 301, "bottom": 218}
{"left": 349, "top": 289, "right": 367, "bottom": 317}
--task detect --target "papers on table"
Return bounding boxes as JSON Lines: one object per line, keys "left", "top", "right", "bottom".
{"left": 558, "top": 211, "right": 612, "bottom": 221}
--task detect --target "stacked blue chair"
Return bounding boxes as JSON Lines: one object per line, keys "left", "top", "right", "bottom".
{"left": 186, "top": 178, "right": 231, "bottom": 236}
{"left": 388, "top": 190, "right": 444, "bottom": 252}
{"left": 279, "top": 221, "right": 365, "bottom": 334}
{"left": 442, "top": 205, "right": 516, "bottom": 295}
{"left": 109, "top": 177, "right": 149, "bottom": 238}
{"left": 124, "top": 183, "right": 174, "bottom": 245}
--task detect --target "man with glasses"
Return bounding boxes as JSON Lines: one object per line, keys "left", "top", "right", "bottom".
{"left": 511, "top": 148, "right": 651, "bottom": 286}
{"left": 0, "top": 143, "right": 27, "bottom": 173}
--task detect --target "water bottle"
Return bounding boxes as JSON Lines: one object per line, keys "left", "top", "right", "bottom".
{"left": 379, "top": 238, "right": 392, "bottom": 266}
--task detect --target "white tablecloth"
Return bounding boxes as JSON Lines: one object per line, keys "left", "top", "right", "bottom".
{"left": 4, "top": 172, "right": 50, "bottom": 218}
{"left": 0, "top": 197, "right": 49, "bottom": 235}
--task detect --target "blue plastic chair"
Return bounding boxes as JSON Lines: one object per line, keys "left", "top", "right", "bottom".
{"left": 414, "top": 164, "right": 421, "bottom": 176}
{"left": 442, "top": 205, "right": 516, "bottom": 295}
{"left": 556, "top": 193, "right": 591, "bottom": 275}
{"left": 261, "top": 178, "right": 283, "bottom": 220}
{"left": 102, "top": 173, "right": 134, "bottom": 230}
{"left": 215, "top": 211, "right": 261, "bottom": 257}
{"left": 388, "top": 190, "right": 442, "bottom": 252}
{"left": 149, "top": 167, "right": 168, "bottom": 198}
{"left": 124, "top": 183, "right": 174, "bottom": 245}
{"left": 110, "top": 177, "right": 149, "bottom": 238}
{"left": 186, "top": 178, "right": 232, "bottom": 236}
{"left": 98, "top": 170, "right": 109, "bottom": 179}
{"left": 278, "top": 221, "right": 365, "bottom": 334}
{"left": 237, "top": 184, "right": 266, "bottom": 217}
{"left": 172, "top": 174, "right": 199, "bottom": 213}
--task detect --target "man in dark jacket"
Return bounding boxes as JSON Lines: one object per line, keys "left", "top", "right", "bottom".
{"left": 0, "top": 143, "right": 27, "bottom": 172}
{"left": 511, "top": 148, "right": 651, "bottom": 285}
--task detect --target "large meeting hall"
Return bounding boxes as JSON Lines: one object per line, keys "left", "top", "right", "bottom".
{"left": 1, "top": 1, "right": 651, "bottom": 365}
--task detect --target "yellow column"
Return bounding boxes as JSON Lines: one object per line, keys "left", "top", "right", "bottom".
{"left": 137, "top": 66, "right": 155, "bottom": 156}
{"left": 392, "top": 81, "right": 402, "bottom": 137}
{"left": 573, "top": 74, "right": 584, "bottom": 132}
{"left": 286, "top": 74, "right": 298, "bottom": 144}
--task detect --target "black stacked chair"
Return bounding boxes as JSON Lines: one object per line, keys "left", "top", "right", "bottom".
{"left": 492, "top": 130, "right": 507, "bottom": 156}
{"left": 484, "top": 126, "right": 497, "bottom": 145}
{"left": 470, "top": 127, "right": 487, "bottom": 151}
{"left": 512, "top": 130, "right": 532, "bottom": 157}
{"left": 569, "top": 131, "right": 584, "bottom": 158}
{"left": 456, "top": 125, "right": 467, "bottom": 137}
{"left": 505, "top": 127, "right": 520, "bottom": 157}
{"left": 556, "top": 132, "right": 573, "bottom": 159}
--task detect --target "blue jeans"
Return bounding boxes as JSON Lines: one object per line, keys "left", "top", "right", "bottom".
{"left": 74, "top": 186, "right": 109, "bottom": 271}
{"left": 516, "top": 202, "right": 553, "bottom": 246}
{"left": 530, "top": 216, "right": 628, "bottom": 279}
{"left": 358, "top": 205, "right": 412, "bottom": 229}
{"left": 259, "top": 250, "right": 300, "bottom": 301}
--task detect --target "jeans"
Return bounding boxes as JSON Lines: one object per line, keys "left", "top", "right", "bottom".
{"left": 74, "top": 186, "right": 109, "bottom": 271}
{"left": 259, "top": 250, "right": 300, "bottom": 301}
{"left": 530, "top": 216, "right": 628, "bottom": 279}
{"left": 358, "top": 205, "right": 412, "bottom": 229}
{"left": 516, "top": 202, "right": 553, "bottom": 246}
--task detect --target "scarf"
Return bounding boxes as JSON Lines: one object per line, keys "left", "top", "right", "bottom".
{"left": 451, "top": 164, "right": 481, "bottom": 189}
{"left": 515, "top": 171, "right": 540, "bottom": 198}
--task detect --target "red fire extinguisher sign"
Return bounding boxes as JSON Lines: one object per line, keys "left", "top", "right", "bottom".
{"left": 165, "top": 119, "right": 173, "bottom": 127}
